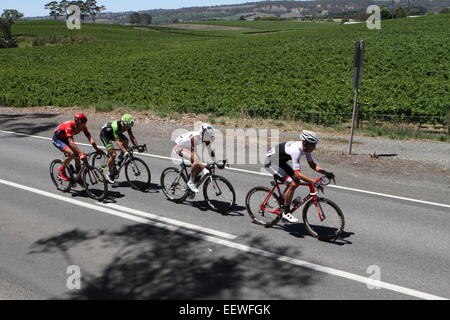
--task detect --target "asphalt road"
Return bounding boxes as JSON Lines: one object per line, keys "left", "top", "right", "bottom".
{"left": 0, "top": 114, "right": 449, "bottom": 300}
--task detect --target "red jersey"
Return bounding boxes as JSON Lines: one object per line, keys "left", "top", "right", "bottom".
{"left": 54, "top": 120, "right": 89, "bottom": 139}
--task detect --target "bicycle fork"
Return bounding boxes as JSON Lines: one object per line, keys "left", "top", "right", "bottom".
{"left": 313, "top": 197, "right": 326, "bottom": 221}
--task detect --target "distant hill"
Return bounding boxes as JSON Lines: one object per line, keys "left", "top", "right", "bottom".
{"left": 27, "top": 0, "right": 450, "bottom": 24}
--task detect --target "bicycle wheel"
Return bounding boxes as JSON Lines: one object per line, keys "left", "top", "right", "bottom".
{"left": 245, "top": 187, "right": 283, "bottom": 228}
{"left": 203, "top": 175, "right": 236, "bottom": 214}
{"left": 302, "top": 197, "right": 345, "bottom": 240}
{"left": 160, "top": 167, "right": 188, "bottom": 203}
{"left": 83, "top": 167, "right": 108, "bottom": 201}
{"left": 49, "top": 159, "right": 72, "bottom": 192}
{"left": 125, "top": 157, "right": 151, "bottom": 191}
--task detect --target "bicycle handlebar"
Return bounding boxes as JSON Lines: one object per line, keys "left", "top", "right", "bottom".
{"left": 128, "top": 144, "right": 147, "bottom": 153}
{"left": 206, "top": 160, "right": 228, "bottom": 170}
{"left": 315, "top": 176, "right": 336, "bottom": 189}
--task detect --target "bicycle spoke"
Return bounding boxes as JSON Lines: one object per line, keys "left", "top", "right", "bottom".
{"left": 204, "top": 176, "right": 235, "bottom": 214}
{"left": 246, "top": 187, "right": 282, "bottom": 226}
{"left": 303, "top": 199, "right": 344, "bottom": 240}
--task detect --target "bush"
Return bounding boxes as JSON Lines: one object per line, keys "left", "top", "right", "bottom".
{"left": 0, "top": 37, "right": 17, "bottom": 48}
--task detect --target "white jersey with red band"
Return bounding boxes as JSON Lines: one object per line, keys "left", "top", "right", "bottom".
{"left": 266, "top": 141, "right": 313, "bottom": 171}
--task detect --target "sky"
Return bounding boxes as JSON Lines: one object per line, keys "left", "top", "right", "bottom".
{"left": 0, "top": 0, "right": 289, "bottom": 17}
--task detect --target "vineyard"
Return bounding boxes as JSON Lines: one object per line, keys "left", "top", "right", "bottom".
{"left": 0, "top": 16, "right": 448, "bottom": 134}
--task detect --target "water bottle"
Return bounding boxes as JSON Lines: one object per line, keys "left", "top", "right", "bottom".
{"left": 292, "top": 196, "right": 302, "bottom": 207}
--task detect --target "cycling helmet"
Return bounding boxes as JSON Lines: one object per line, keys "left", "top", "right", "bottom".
{"left": 201, "top": 123, "right": 215, "bottom": 140}
{"left": 122, "top": 114, "right": 134, "bottom": 127}
{"left": 299, "top": 130, "right": 319, "bottom": 144}
{"left": 74, "top": 113, "right": 87, "bottom": 124}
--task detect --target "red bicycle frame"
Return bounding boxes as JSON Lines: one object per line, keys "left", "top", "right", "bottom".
{"left": 260, "top": 178, "right": 325, "bottom": 221}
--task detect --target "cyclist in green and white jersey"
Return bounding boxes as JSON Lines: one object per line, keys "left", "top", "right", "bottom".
{"left": 100, "top": 114, "right": 139, "bottom": 183}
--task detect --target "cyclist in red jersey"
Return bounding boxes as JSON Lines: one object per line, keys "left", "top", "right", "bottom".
{"left": 52, "top": 113, "right": 104, "bottom": 182}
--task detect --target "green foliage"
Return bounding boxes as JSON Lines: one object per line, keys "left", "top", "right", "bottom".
{"left": 0, "top": 17, "right": 448, "bottom": 128}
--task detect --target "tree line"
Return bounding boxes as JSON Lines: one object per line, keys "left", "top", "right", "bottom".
{"left": 127, "top": 12, "right": 152, "bottom": 25}
{"left": 44, "top": 0, "right": 106, "bottom": 23}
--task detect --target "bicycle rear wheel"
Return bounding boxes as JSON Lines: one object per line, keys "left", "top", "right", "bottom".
{"left": 302, "top": 198, "right": 345, "bottom": 240}
{"left": 160, "top": 167, "right": 188, "bottom": 203}
{"left": 245, "top": 187, "right": 282, "bottom": 228}
{"left": 49, "top": 159, "right": 72, "bottom": 192}
{"left": 203, "top": 175, "right": 236, "bottom": 214}
{"left": 83, "top": 167, "right": 108, "bottom": 201}
{"left": 125, "top": 157, "right": 151, "bottom": 191}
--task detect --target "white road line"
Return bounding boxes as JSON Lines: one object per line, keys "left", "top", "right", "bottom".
{"left": 0, "top": 177, "right": 446, "bottom": 300}
{"left": 100, "top": 202, "right": 236, "bottom": 239}
{"left": 1, "top": 129, "right": 449, "bottom": 209}
{"left": 0, "top": 178, "right": 236, "bottom": 240}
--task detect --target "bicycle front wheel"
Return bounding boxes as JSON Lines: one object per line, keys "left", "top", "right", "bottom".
{"left": 125, "top": 157, "right": 151, "bottom": 191}
{"left": 83, "top": 167, "right": 108, "bottom": 201}
{"left": 302, "top": 198, "right": 345, "bottom": 240}
{"left": 160, "top": 167, "right": 188, "bottom": 203}
{"left": 245, "top": 187, "right": 283, "bottom": 228}
{"left": 49, "top": 159, "right": 72, "bottom": 192}
{"left": 203, "top": 175, "right": 236, "bottom": 214}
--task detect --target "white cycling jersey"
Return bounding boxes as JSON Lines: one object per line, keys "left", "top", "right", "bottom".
{"left": 175, "top": 131, "right": 214, "bottom": 149}
{"left": 267, "top": 141, "right": 313, "bottom": 171}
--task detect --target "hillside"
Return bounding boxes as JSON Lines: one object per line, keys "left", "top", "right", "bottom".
{"left": 27, "top": 0, "right": 450, "bottom": 24}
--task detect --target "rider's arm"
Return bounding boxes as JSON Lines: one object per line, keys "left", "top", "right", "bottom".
{"left": 190, "top": 137, "right": 196, "bottom": 164}
{"left": 84, "top": 128, "right": 101, "bottom": 153}
{"left": 294, "top": 170, "right": 317, "bottom": 184}
{"left": 128, "top": 129, "right": 138, "bottom": 147}
{"left": 308, "top": 160, "right": 328, "bottom": 176}
{"left": 205, "top": 141, "right": 216, "bottom": 160}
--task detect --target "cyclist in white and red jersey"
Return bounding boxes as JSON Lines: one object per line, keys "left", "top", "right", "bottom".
{"left": 52, "top": 113, "right": 104, "bottom": 182}
{"left": 265, "top": 130, "right": 335, "bottom": 223}
{"left": 174, "top": 123, "right": 216, "bottom": 193}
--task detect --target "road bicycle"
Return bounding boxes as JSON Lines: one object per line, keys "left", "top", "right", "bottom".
{"left": 245, "top": 175, "right": 345, "bottom": 240}
{"left": 160, "top": 160, "right": 236, "bottom": 214}
{"left": 50, "top": 151, "right": 108, "bottom": 201}
{"left": 92, "top": 144, "right": 151, "bottom": 191}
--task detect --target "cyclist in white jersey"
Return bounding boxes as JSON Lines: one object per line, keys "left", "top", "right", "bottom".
{"left": 265, "top": 130, "right": 335, "bottom": 223}
{"left": 174, "top": 123, "right": 216, "bottom": 193}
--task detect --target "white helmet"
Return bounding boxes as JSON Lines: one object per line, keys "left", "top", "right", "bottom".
{"left": 201, "top": 123, "right": 215, "bottom": 141}
{"left": 299, "top": 130, "right": 319, "bottom": 144}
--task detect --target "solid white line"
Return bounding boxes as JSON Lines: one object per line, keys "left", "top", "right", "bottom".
{"left": 0, "top": 177, "right": 446, "bottom": 300}
{"left": 329, "top": 185, "right": 450, "bottom": 209}
{"left": 100, "top": 202, "right": 237, "bottom": 239}
{"left": 0, "top": 178, "right": 235, "bottom": 240}
{"left": 1, "top": 129, "right": 449, "bottom": 209}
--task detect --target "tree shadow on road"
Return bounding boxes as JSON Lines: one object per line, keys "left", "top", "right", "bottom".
{"left": 29, "top": 224, "right": 319, "bottom": 299}
{"left": 0, "top": 113, "right": 57, "bottom": 136}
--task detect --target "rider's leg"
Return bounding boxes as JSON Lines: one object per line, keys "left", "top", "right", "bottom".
{"left": 74, "top": 157, "right": 81, "bottom": 174}
{"left": 190, "top": 163, "right": 205, "bottom": 182}
{"left": 62, "top": 148, "right": 75, "bottom": 169}
{"left": 122, "top": 136, "right": 129, "bottom": 149}
{"left": 284, "top": 180, "right": 298, "bottom": 208}
{"left": 108, "top": 149, "right": 116, "bottom": 172}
